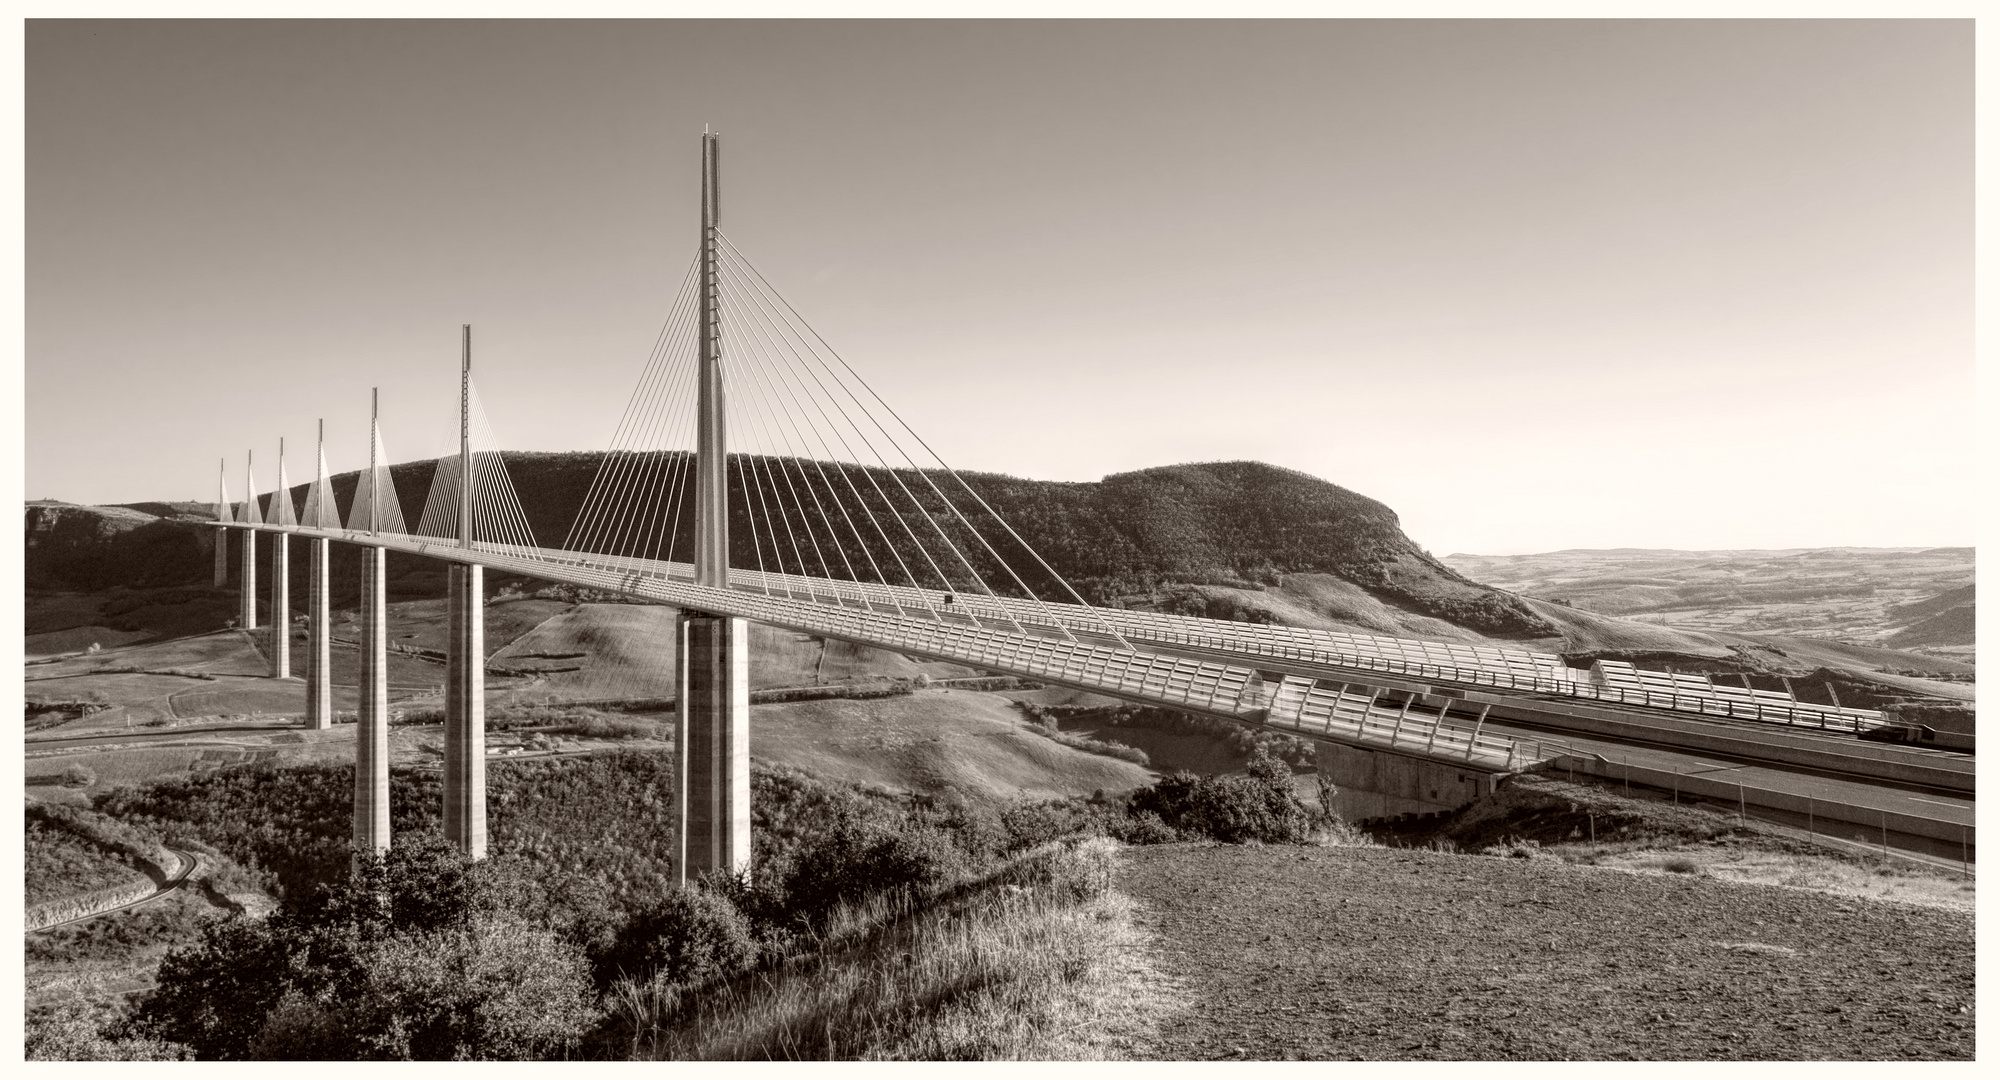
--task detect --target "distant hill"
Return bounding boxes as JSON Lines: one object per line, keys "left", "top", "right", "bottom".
{"left": 34, "top": 456, "right": 1555, "bottom": 639}
{"left": 1887, "top": 585, "right": 1975, "bottom": 650}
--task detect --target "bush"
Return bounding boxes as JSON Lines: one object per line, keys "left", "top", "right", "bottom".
{"left": 1126, "top": 748, "right": 1312, "bottom": 844}
{"left": 780, "top": 814, "right": 964, "bottom": 929}
{"left": 993, "top": 837, "right": 1117, "bottom": 903}
{"left": 1015, "top": 711, "right": 1151, "bottom": 766}
{"left": 61, "top": 763, "right": 97, "bottom": 788}
{"left": 28, "top": 1000, "right": 190, "bottom": 1061}
{"left": 131, "top": 831, "right": 601, "bottom": 1060}
{"left": 998, "top": 797, "right": 1103, "bottom": 853}
{"left": 248, "top": 915, "right": 598, "bottom": 1061}
{"left": 1108, "top": 809, "right": 1182, "bottom": 845}
{"left": 598, "top": 886, "right": 756, "bottom": 991}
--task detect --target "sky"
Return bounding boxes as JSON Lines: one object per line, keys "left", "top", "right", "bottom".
{"left": 24, "top": 19, "right": 1974, "bottom": 556}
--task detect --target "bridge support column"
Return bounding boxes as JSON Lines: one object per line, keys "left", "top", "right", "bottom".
{"left": 304, "top": 537, "right": 332, "bottom": 729}
{"left": 240, "top": 531, "right": 258, "bottom": 630}
{"left": 444, "top": 563, "right": 486, "bottom": 859}
{"left": 675, "top": 612, "right": 750, "bottom": 883}
{"left": 213, "top": 527, "right": 228, "bottom": 588}
{"left": 269, "top": 534, "right": 290, "bottom": 678}
{"left": 354, "top": 546, "right": 390, "bottom": 854}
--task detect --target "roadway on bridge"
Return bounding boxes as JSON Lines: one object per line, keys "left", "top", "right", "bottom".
{"left": 1469, "top": 712, "right": 1974, "bottom": 860}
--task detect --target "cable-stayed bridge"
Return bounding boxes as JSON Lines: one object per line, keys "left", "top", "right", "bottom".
{"left": 206, "top": 133, "right": 1908, "bottom": 879}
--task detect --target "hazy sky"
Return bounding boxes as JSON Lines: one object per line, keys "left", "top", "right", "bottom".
{"left": 25, "top": 19, "right": 1972, "bottom": 555}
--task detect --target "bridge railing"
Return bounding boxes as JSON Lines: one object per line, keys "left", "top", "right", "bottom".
{"left": 251, "top": 527, "right": 1884, "bottom": 736}
{"left": 695, "top": 561, "right": 1886, "bottom": 734}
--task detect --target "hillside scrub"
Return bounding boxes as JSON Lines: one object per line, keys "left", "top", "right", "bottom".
{"left": 25, "top": 817, "right": 150, "bottom": 905}
{"left": 90, "top": 763, "right": 1119, "bottom": 1061}
{"left": 990, "top": 747, "right": 1322, "bottom": 849}
{"left": 620, "top": 838, "right": 1128, "bottom": 1060}
{"left": 1023, "top": 702, "right": 1317, "bottom": 768}
{"left": 125, "top": 832, "right": 600, "bottom": 1061}
{"left": 27, "top": 891, "right": 219, "bottom": 966}
{"left": 1015, "top": 705, "right": 1150, "bottom": 765}
{"left": 1126, "top": 749, "right": 1315, "bottom": 844}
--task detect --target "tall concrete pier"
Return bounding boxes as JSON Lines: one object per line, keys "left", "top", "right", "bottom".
{"left": 444, "top": 562, "right": 486, "bottom": 858}
{"left": 355, "top": 545, "right": 390, "bottom": 852}
{"left": 676, "top": 612, "right": 751, "bottom": 878}
{"left": 269, "top": 533, "right": 290, "bottom": 678}
{"left": 268, "top": 439, "right": 292, "bottom": 678}
{"left": 305, "top": 537, "right": 331, "bottom": 728}
{"left": 676, "top": 130, "right": 753, "bottom": 881}
{"left": 240, "top": 450, "right": 259, "bottom": 630}
{"left": 355, "top": 390, "right": 391, "bottom": 853}
{"left": 443, "top": 327, "right": 487, "bottom": 860}
{"left": 303, "top": 422, "right": 333, "bottom": 729}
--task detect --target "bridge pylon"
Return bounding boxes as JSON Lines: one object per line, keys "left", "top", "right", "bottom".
{"left": 443, "top": 326, "right": 488, "bottom": 860}
{"left": 213, "top": 459, "right": 230, "bottom": 588}
{"left": 240, "top": 450, "right": 259, "bottom": 630}
{"left": 355, "top": 389, "right": 391, "bottom": 853}
{"left": 676, "top": 129, "right": 752, "bottom": 883}
{"left": 269, "top": 438, "right": 291, "bottom": 679}
{"left": 304, "top": 421, "right": 333, "bottom": 730}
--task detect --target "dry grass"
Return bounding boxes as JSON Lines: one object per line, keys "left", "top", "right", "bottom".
{"left": 621, "top": 838, "right": 1167, "bottom": 1060}
{"left": 1587, "top": 845, "right": 1976, "bottom": 911}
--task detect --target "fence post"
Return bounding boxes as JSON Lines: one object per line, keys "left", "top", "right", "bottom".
{"left": 1672, "top": 769, "right": 1679, "bottom": 806}
{"left": 1806, "top": 795, "right": 1814, "bottom": 844}
{"left": 1880, "top": 810, "right": 1890, "bottom": 860}
{"left": 1962, "top": 827, "right": 1970, "bottom": 881}
{"left": 1623, "top": 759, "right": 1629, "bottom": 792}
{"left": 1738, "top": 782, "right": 1745, "bottom": 824}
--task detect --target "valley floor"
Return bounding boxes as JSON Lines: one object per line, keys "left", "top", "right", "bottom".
{"left": 1115, "top": 843, "right": 1974, "bottom": 1060}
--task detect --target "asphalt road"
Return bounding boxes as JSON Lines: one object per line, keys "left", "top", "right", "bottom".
{"left": 27, "top": 847, "right": 205, "bottom": 934}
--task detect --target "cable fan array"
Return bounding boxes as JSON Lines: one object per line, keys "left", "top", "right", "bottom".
{"left": 564, "top": 234, "right": 1129, "bottom": 646}
{"left": 346, "top": 421, "right": 409, "bottom": 536}
{"left": 415, "top": 380, "right": 540, "bottom": 553}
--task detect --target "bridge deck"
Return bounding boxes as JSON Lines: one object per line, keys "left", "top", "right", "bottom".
{"left": 219, "top": 523, "right": 1554, "bottom": 771}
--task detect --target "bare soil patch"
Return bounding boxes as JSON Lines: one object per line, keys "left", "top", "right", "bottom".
{"left": 1118, "top": 843, "right": 1972, "bottom": 1060}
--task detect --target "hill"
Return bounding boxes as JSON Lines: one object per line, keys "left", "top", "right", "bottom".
{"left": 1441, "top": 546, "right": 1974, "bottom": 659}
{"left": 30, "top": 457, "right": 1552, "bottom": 639}
{"left": 26, "top": 462, "right": 1971, "bottom": 694}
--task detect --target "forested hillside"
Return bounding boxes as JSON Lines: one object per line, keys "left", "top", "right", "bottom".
{"left": 29, "top": 456, "right": 1552, "bottom": 637}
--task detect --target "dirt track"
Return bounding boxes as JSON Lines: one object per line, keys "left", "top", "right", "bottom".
{"left": 1118, "top": 843, "right": 1973, "bottom": 1060}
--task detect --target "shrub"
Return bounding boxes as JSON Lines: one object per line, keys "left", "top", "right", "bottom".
{"left": 132, "top": 831, "right": 601, "bottom": 1060}
{"left": 998, "top": 797, "right": 1102, "bottom": 853}
{"left": 598, "top": 886, "right": 757, "bottom": 991}
{"left": 1016, "top": 712, "right": 1150, "bottom": 765}
{"left": 248, "top": 915, "right": 599, "bottom": 1061}
{"left": 27, "top": 1000, "right": 191, "bottom": 1061}
{"left": 993, "top": 837, "right": 1117, "bottom": 903}
{"left": 1126, "top": 748, "right": 1312, "bottom": 844}
{"left": 1108, "top": 809, "right": 1182, "bottom": 845}
{"left": 780, "top": 814, "right": 964, "bottom": 929}
{"left": 61, "top": 763, "right": 97, "bottom": 788}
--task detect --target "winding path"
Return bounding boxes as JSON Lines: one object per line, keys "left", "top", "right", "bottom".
{"left": 27, "top": 847, "right": 206, "bottom": 935}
